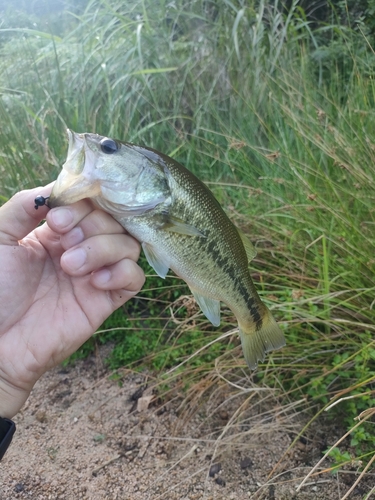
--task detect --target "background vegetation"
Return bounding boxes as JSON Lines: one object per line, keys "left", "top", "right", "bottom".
{"left": 1, "top": 0, "right": 375, "bottom": 482}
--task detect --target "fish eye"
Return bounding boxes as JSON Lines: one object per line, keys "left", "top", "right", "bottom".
{"left": 100, "top": 138, "right": 118, "bottom": 154}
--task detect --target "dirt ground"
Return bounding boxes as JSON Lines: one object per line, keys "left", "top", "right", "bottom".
{"left": 0, "top": 346, "right": 373, "bottom": 500}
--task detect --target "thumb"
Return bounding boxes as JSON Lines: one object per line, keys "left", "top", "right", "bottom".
{"left": 0, "top": 184, "right": 53, "bottom": 245}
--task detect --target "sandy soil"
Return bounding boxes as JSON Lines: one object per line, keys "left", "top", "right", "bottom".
{"left": 0, "top": 346, "right": 372, "bottom": 500}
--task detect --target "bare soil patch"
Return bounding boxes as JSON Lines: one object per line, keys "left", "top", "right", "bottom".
{"left": 0, "top": 346, "right": 372, "bottom": 499}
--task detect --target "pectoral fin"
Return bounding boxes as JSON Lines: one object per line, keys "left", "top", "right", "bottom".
{"left": 237, "top": 228, "right": 257, "bottom": 262}
{"left": 142, "top": 243, "right": 170, "bottom": 278}
{"left": 155, "top": 214, "right": 206, "bottom": 237}
{"left": 190, "top": 288, "right": 221, "bottom": 326}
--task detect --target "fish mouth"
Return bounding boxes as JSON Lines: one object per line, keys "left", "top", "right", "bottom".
{"left": 49, "top": 130, "right": 101, "bottom": 208}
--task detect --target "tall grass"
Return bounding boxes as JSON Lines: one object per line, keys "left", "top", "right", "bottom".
{"left": 1, "top": 0, "right": 375, "bottom": 487}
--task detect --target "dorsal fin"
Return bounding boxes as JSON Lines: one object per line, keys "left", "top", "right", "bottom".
{"left": 237, "top": 228, "right": 257, "bottom": 262}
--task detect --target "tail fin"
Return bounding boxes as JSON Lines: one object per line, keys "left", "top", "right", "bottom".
{"left": 239, "top": 310, "right": 285, "bottom": 370}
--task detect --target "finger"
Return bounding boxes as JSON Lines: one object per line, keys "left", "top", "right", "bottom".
{"left": 59, "top": 209, "right": 126, "bottom": 250}
{"left": 90, "top": 259, "right": 145, "bottom": 292}
{"left": 46, "top": 199, "right": 96, "bottom": 234}
{"left": 0, "top": 184, "right": 53, "bottom": 245}
{"left": 109, "top": 285, "right": 144, "bottom": 310}
{"left": 60, "top": 233, "right": 141, "bottom": 276}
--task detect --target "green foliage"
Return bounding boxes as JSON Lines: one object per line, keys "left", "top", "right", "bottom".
{"left": 1, "top": 0, "right": 375, "bottom": 472}
{"left": 326, "top": 446, "right": 353, "bottom": 471}
{"left": 91, "top": 261, "right": 235, "bottom": 370}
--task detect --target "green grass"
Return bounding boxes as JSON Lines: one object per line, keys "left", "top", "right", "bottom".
{"left": 1, "top": 0, "right": 375, "bottom": 482}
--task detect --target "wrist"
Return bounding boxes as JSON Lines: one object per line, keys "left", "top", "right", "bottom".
{"left": 0, "top": 378, "right": 30, "bottom": 419}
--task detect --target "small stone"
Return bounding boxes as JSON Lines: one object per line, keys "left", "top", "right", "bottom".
{"left": 240, "top": 457, "right": 253, "bottom": 469}
{"left": 14, "top": 483, "right": 25, "bottom": 493}
{"left": 215, "top": 476, "right": 226, "bottom": 487}
{"left": 209, "top": 463, "right": 221, "bottom": 477}
{"left": 35, "top": 410, "right": 47, "bottom": 423}
{"left": 130, "top": 386, "right": 146, "bottom": 401}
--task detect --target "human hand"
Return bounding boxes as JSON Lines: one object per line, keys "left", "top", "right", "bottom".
{"left": 0, "top": 185, "right": 145, "bottom": 418}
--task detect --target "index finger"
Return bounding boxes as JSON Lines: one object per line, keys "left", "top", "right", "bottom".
{"left": 0, "top": 184, "right": 53, "bottom": 245}
{"left": 46, "top": 199, "right": 96, "bottom": 234}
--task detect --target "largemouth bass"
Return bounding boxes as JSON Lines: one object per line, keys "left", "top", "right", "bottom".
{"left": 48, "top": 130, "right": 285, "bottom": 369}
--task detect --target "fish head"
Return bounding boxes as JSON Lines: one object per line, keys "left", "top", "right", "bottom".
{"left": 49, "top": 130, "right": 170, "bottom": 216}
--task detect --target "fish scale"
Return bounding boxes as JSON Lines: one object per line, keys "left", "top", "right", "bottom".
{"left": 48, "top": 130, "right": 286, "bottom": 369}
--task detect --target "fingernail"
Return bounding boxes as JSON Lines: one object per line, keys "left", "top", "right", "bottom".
{"left": 92, "top": 269, "right": 111, "bottom": 285}
{"left": 51, "top": 208, "right": 73, "bottom": 228}
{"left": 62, "top": 247, "right": 86, "bottom": 271}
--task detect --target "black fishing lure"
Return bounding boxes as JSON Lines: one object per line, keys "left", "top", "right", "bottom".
{"left": 34, "top": 196, "right": 50, "bottom": 210}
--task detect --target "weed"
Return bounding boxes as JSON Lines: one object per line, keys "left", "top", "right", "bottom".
{"left": 1, "top": 0, "right": 375, "bottom": 489}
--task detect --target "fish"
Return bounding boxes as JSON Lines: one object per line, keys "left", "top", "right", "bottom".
{"left": 48, "top": 130, "right": 285, "bottom": 369}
